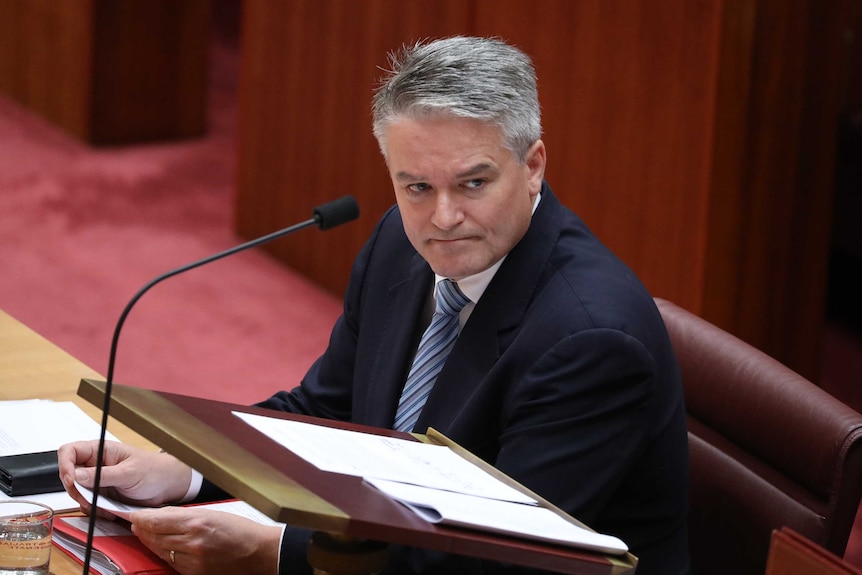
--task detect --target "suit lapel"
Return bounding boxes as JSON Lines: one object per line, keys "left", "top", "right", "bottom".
{"left": 360, "top": 253, "right": 433, "bottom": 428}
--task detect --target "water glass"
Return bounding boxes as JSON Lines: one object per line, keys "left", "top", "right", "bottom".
{"left": 0, "top": 501, "right": 53, "bottom": 575}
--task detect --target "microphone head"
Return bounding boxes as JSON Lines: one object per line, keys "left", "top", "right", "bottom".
{"left": 313, "top": 195, "right": 360, "bottom": 230}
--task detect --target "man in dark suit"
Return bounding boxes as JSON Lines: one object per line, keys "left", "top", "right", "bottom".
{"left": 60, "top": 36, "right": 690, "bottom": 575}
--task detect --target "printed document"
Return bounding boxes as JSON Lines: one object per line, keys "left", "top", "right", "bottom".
{"left": 233, "top": 412, "right": 628, "bottom": 554}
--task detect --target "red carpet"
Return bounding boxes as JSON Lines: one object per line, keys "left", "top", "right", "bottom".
{"left": 1, "top": 33, "right": 860, "bottom": 569}
{"left": 0, "top": 41, "right": 340, "bottom": 405}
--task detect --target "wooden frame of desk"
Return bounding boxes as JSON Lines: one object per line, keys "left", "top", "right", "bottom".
{"left": 0, "top": 310, "right": 157, "bottom": 575}
{"left": 77, "top": 379, "right": 636, "bottom": 575}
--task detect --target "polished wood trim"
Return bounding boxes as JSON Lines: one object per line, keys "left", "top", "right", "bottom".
{"left": 78, "top": 378, "right": 349, "bottom": 532}
{"left": 766, "top": 527, "right": 862, "bottom": 575}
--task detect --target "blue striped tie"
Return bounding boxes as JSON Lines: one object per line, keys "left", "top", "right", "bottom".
{"left": 394, "top": 279, "right": 471, "bottom": 432}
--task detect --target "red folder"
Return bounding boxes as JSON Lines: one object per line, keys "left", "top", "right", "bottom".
{"left": 52, "top": 515, "right": 177, "bottom": 575}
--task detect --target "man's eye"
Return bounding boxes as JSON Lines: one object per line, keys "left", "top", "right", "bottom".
{"left": 463, "top": 179, "right": 486, "bottom": 190}
{"left": 407, "top": 183, "right": 431, "bottom": 193}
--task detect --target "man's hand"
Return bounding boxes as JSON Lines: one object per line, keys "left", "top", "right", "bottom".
{"left": 58, "top": 440, "right": 193, "bottom": 511}
{"left": 131, "top": 506, "right": 283, "bottom": 575}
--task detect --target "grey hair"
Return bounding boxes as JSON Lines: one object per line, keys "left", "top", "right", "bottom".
{"left": 372, "top": 36, "right": 542, "bottom": 164}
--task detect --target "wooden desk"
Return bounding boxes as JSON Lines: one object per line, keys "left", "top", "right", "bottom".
{"left": 1, "top": 310, "right": 636, "bottom": 574}
{"left": 0, "top": 309, "right": 156, "bottom": 575}
{"left": 78, "top": 379, "right": 637, "bottom": 575}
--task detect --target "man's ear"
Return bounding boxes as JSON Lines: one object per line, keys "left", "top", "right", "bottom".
{"left": 525, "top": 139, "right": 546, "bottom": 194}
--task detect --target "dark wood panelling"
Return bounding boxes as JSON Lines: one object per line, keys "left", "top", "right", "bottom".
{"left": 235, "top": 0, "right": 472, "bottom": 295}
{"left": 704, "top": 0, "right": 849, "bottom": 377}
{"left": 0, "top": 0, "right": 209, "bottom": 145}
{"left": 0, "top": 0, "right": 95, "bottom": 140}
{"left": 234, "top": 0, "right": 847, "bottom": 378}
{"left": 473, "top": 0, "right": 722, "bottom": 314}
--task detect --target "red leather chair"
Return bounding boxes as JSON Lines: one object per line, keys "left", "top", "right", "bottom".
{"left": 655, "top": 298, "right": 862, "bottom": 575}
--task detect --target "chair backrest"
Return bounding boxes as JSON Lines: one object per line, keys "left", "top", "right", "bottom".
{"left": 655, "top": 298, "right": 862, "bottom": 575}
{"left": 766, "top": 527, "right": 862, "bottom": 575}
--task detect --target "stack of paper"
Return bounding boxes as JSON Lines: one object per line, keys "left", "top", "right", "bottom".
{"left": 53, "top": 516, "right": 172, "bottom": 575}
{"left": 234, "top": 412, "right": 628, "bottom": 555}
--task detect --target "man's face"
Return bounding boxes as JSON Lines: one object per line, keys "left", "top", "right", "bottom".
{"left": 383, "top": 116, "right": 546, "bottom": 280}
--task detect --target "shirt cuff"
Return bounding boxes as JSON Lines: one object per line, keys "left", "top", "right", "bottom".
{"left": 277, "top": 524, "right": 287, "bottom": 573}
{"left": 179, "top": 468, "right": 204, "bottom": 503}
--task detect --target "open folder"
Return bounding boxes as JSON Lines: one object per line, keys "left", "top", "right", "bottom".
{"left": 52, "top": 496, "right": 282, "bottom": 575}
{"left": 234, "top": 411, "right": 629, "bottom": 556}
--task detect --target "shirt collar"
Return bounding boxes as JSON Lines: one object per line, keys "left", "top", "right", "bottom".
{"left": 433, "top": 191, "right": 542, "bottom": 305}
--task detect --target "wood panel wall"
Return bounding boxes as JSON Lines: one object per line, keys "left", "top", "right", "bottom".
{"left": 236, "top": 0, "right": 472, "bottom": 297}
{"left": 0, "top": 0, "right": 209, "bottom": 145}
{"left": 472, "top": 0, "right": 721, "bottom": 318}
{"left": 235, "top": 0, "right": 849, "bottom": 379}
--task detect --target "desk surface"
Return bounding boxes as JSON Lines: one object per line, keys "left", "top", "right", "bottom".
{"left": 0, "top": 310, "right": 156, "bottom": 575}
{"left": 3, "top": 310, "right": 636, "bottom": 575}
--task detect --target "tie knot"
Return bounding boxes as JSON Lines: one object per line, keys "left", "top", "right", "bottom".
{"left": 436, "top": 279, "right": 470, "bottom": 317}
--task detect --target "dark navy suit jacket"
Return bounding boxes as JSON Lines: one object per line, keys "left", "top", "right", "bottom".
{"left": 249, "top": 183, "right": 690, "bottom": 575}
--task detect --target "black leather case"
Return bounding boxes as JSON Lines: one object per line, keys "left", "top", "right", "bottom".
{"left": 0, "top": 450, "right": 63, "bottom": 496}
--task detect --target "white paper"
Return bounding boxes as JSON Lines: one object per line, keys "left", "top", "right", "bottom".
{"left": 0, "top": 490, "right": 82, "bottom": 513}
{"left": 233, "top": 411, "right": 535, "bottom": 504}
{"left": 365, "top": 478, "right": 628, "bottom": 555}
{"left": 195, "top": 499, "right": 284, "bottom": 526}
{"left": 74, "top": 483, "right": 284, "bottom": 527}
{"left": 0, "top": 400, "right": 119, "bottom": 511}
{"left": 74, "top": 483, "right": 145, "bottom": 521}
{"left": 0, "top": 400, "right": 117, "bottom": 456}
{"left": 233, "top": 411, "right": 630, "bottom": 555}
{"left": 52, "top": 516, "right": 125, "bottom": 575}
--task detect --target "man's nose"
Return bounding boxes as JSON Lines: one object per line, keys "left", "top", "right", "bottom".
{"left": 431, "top": 194, "right": 465, "bottom": 229}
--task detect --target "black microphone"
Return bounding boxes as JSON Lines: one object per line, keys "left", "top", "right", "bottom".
{"left": 81, "top": 195, "right": 359, "bottom": 574}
